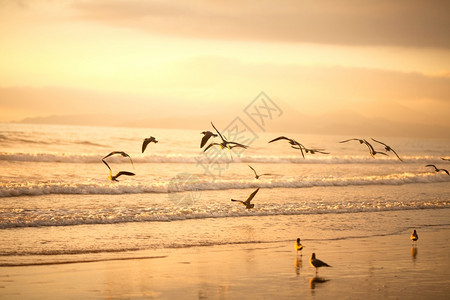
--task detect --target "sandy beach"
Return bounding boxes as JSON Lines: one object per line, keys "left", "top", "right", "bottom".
{"left": 2, "top": 224, "right": 449, "bottom": 299}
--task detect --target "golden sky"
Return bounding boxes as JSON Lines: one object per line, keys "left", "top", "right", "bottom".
{"left": 1, "top": 0, "right": 450, "bottom": 135}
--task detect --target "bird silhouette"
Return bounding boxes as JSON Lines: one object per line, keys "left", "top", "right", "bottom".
{"left": 248, "top": 165, "right": 273, "bottom": 179}
{"left": 371, "top": 138, "right": 402, "bottom": 161}
{"left": 142, "top": 136, "right": 158, "bottom": 153}
{"left": 269, "top": 136, "right": 305, "bottom": 158}
{"left": 204, "top": 122, "right": 248, "bottom": 152}
{"left": 231, "top": 188, "right": 260, "bottom": 209}
{"left": 295, "top": 238, "right": 304, "bottom": 255}
{"left": 102, "top": 151, "right": 134, "bottom": 168}
{"left": 102, "top": 160, "right": 135, "bottom": 182}
{"left": 410, "top": 229, "right": 418, "bottom": 245}
{"left": 200, "top": 131, "right": 217, "bottom": 148}
{"left": 426, "top": 164, "right": 449, "bottom": 175}
{"left": 310, "top": 253, "right": 331, "bottom": 274}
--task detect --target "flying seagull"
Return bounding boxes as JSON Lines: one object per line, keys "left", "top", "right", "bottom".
{"left": 363, "top": 139, "right": 388, "bottom": 158}
{"left": 426, "top": 164, "right": 449, "bottom": 175}
{"left": 102, "top": 160, "right": 135, "bottom": 182}
{"left": 142, "top": 136, "right": 158, "bottom": 153}
{"left": 310, "top": 253, "right": 331, "bottom": 274}
{"left": 410, "top": 229, "right": 418, "bottom": 245}
{"left": 248, "top": 165, "right": 273, "bottom": 179}
{"left": 371, "top": 138, "right": 403, "bottom": 161}
{"left": 231, "top": 188, "right": 260, "bottom": 209}
{"left": 340, "top": 138, "right": 387, "bottom": 158}
{"left": 204, "top": 122, "right": 248, "bottom": 152}
{"left": 269, "top": 136, "right": 305, "bottom": 158}
{"left": 200, "top": 131, "right": 218, "bottom": 148}
{"left": 441, "top": 157, "right": 450, "bottom": 162}
{"left": 102, "top": 151, "right": 134, "bottom": 168}
{"left": 339, "top": 138, "right": 365, "bottom": 144}
{"left": 295, "top": 238, "right": 304, "bottom": 255}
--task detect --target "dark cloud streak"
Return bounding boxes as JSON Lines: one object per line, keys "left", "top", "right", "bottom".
{"left": 71, "top": 0, "right": 450, "bottom": 48}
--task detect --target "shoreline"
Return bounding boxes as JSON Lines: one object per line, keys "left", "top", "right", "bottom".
{"left": 2, "top": 226, "right": 449, "bottom": 299}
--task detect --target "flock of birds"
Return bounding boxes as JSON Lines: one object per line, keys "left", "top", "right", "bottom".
{"left": 101, "top": 121, "right": 450, "bottom": 183}
{"left": 98, "top": 122, "right": 445, "bottom": 275}
{"left": 294, "top": 228, "right": 420, "bottom": 274}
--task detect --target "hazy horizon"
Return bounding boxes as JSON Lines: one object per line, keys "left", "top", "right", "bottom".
{"left": 1, "top": 1, "right": 450, "bottom": 138}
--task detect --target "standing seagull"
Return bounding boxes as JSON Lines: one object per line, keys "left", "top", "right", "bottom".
{"left": 200, "top": 131, "right": 218, "bottom": 148}
{"left": 102, "top": 160, "right": 135, "bottom": 182}
{"left": 103, "top": 151, "right": 134, "bottom": 168}
{"left": 269, "top": 136, "right": 305, "bottom": 158}
{"left": 295, "top": 238, "right": 304, "bottom": 255}
{"left": 410, "top": 229, "right": 419, "bottom": 245}
{"left": 142, "top": 136, "right": 158, "bottom": 153}
{"left": 248, "top": 165, "right": 273, "bottom": 179}
{"left": 310, "top": 253, "right": 331, "bottom": 274}
{"left": 426, "top": 164, "right": 450, "bottom": 175}
{"left": 371, "top": 138, "right": 403, "bottom": 161}
{"left": 231, "top": 188, "right": 260, "bottom": 209}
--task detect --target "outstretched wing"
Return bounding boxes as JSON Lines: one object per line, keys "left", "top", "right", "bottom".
{"left": 231, "top": 199, "right": 245, "bottom": 205}
{"left": 246, "top": 187, "right": 260, "bottom": 203}
{"left": 204, "top": 143, "right": 219, "bottom": 152}
{"left": 142, "top": 139, "right": 150, "bottom": 153}
{"left": 200, "top": 133, "right": 213, "bottom": 148}
{"left": 371, "top": 138, "right": 388, "bottom": 147}
{"left": 211, "top": 122, "right": 226, "bottom": 143}
{"left": 339, "top": 138, "right": 361, "bottom": 143}
{"left": 248, "top": 165, "right": 257, "bottom": 176}
{"left": 269, "top": 136, "right": 291, "bottom": 143}
{"left": 115, "top": 171, "right": 135, "bottom": 178}
{"left": 102, "top": 159, "right": 112, "bottom": 171}
{"left": 442, "top": 168, "right": 450, "bottom": 175}
{"left": 389, "top": 148, "right": 403, "bottom": 161}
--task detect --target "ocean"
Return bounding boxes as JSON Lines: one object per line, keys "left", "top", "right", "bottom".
{"left": 1, "top": 123, "right": 449, "bottom": 267}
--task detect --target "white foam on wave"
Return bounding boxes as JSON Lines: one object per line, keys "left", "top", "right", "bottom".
{"left": 1, "top": 172, "right": 448, "bottom": 198}
{"left": 0, "top": 151, "right": 442, "bottom": 164}
{"left": 1, "top": 198, "right": 448, "bottom": 230}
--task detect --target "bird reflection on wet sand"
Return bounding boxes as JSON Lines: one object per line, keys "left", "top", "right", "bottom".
{"left": 309, "top": 276, "right": 330, "bottom": 289}
{"left": 411, "top": 246, "right": 418, "bottom": 261}
{"left": 294, "top": 257, "right": 302, "bottom": 276}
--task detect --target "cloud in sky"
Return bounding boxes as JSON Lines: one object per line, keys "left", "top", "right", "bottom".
{"left": 71, "top": 0, "right": 450, "bottom": 48}
{"left": 1, "top": 0, "right": 450, "bottom": 137}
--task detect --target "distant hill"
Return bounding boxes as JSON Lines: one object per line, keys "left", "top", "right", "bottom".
{"left": 15, "top": 110, "right": 450, "bottom": 139}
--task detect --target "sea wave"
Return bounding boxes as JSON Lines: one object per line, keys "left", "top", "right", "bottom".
{"left": 0, "top": 151, "right": 443, "bottom": 164}
{"left": 0, "top": 172, "right": 448, "bottom": 198}
{"left": 1, "top": 201, "right": 449, "bottom": 230}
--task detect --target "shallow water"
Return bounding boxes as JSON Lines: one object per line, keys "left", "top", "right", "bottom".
{"left": 0, "top": 123, "right": 449, "bottom": 267}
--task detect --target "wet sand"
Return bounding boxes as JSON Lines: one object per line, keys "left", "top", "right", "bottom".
{"left": 1, "top": 227, "right": 449, "bottom": 299}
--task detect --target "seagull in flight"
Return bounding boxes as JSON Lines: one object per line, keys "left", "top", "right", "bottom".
{"left": 102, "top": 151, "right": 134, "bottom": 168}
{"left": 204, "top": 122, "right": 248, "bottom": 152}
{"left": 371, "top": 138, "right": 403, "bottom": 161}
{"left": 248, "top": 165, "right": 273, "bottom": 179}
{"left": 310, "top": 253, "right": 331, "bottom": 274}
{"left": 269, "top": 136, "right": 305, "bottom": 158}
{"left": 339, "top": 138, "right": 365, "bottom": 144}
{"left": 231, "top": 188, "right": 260, "bottom": 209}
{"left": 340, "top": 138, "right": 386, "bottom": 158}
{"left": 102, "top": 160, "right": 135, "bottom": 182}
{"left": 200, "top": 131, "right": 218, "bottom": 148}
{"left": 441, "top": 157, "right": 450, "bottom": 162}
{"left": 363, "top": 139, "right": 388, "bottom": 158}
{"left": 142, "top": 136, "right": 158, "bottom": 153}
{"left": 426, "top": 164, "right": 449, "bottom": 175}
